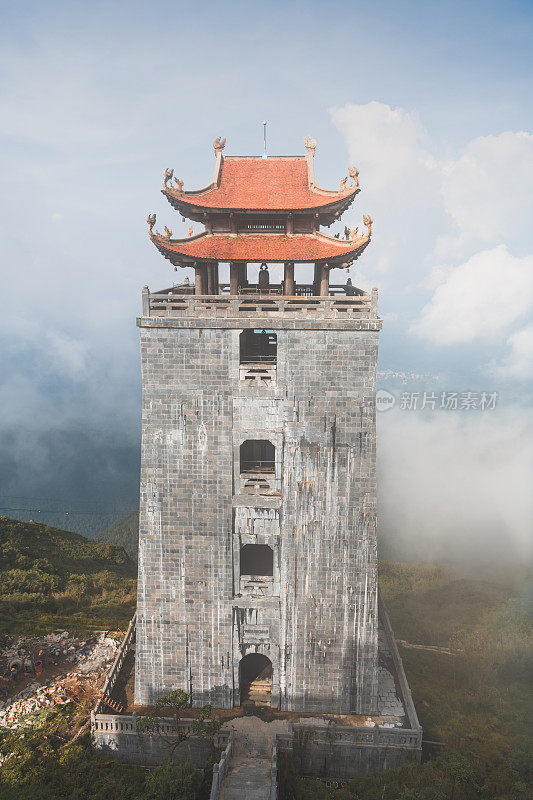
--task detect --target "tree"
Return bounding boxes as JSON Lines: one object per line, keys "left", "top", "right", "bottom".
{"left": 136, "top": 690, "right": 220, "bottom": 762}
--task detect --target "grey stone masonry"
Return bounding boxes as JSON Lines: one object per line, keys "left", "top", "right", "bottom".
{"left": 135, "top": 293, "right": 383, "bottom": 714}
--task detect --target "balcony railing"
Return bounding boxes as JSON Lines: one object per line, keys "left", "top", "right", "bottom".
{"left": 142, "top": 287, "right": 378, "bottom": 320}
{"left": 158, "top": 283, "right": 366, "bottom": 297}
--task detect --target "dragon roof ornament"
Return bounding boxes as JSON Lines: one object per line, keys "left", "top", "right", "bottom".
{"left": 163, "top": 168, "right": 183, "bottom": 192}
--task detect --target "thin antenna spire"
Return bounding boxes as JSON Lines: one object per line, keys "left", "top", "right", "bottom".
{"left": 262, "top": 120, "right": 267, "bottom": 159}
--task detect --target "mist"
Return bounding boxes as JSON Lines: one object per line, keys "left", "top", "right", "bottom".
{"left": 377, "top": 406, "right": 532, "bottom": 564}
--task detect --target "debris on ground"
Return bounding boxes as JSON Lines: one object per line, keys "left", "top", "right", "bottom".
{"left": 0, "top": 632, "right": 120, "bottom": 728}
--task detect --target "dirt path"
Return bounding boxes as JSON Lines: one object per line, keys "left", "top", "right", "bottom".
{"left": 397, "top": 640, "right": 457, "bottom": 655}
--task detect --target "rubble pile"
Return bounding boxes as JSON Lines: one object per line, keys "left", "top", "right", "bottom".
{"left": 0, "top": 631, "right": 120, "bottom": 728}
{"left": 0, "top": 680, "right": 71, "bottom": 726}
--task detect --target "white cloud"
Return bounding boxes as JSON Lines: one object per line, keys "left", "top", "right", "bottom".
{"left": 331, "top": 101, "right": 436, "bottom": 189}
{"left": 440, "top": 131, "right": 533, "bottom": 254}
{"left": 333, "top": 103, "right": 533, "bottom": 375}
{"left": 411, "top": 246, "right": 533, "bottom": 344}
{"left": 378, "top": 407, "right": 533, "bottom": 562}
{"left": 330, "top": 102, "right": 443, "bottom": 281}
{"left": 492, "top": 324, "right": 533, "bottom": 381}
{"left": 46, "top": 332, "right": 88, "bottom": 377}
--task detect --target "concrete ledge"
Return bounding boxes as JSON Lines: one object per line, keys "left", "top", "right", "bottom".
{"left": 137, "top": 316, "right": 383, "bottom": 331}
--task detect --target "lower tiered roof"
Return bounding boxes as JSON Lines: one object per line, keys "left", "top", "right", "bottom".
{"left": 150, "top": 230, "right": 371, "bottom": 268}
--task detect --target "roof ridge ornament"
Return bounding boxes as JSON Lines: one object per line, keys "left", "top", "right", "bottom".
{"left": 213, "top": 136, "right": 226, "bottom": 155}
{"left": 163, "top": 168, "right": 184, "bottom": 193}
{"left": 348, "top": 166, "right": 360, "bottom": 189}
{"left": 303, "top": 136, "right": 317, "bottom": 156}
{"left": 147, "top": 213, "right": 157, "bottom": 235}
{"left": 344, "top": 214, "right": 372, "bottom": 245}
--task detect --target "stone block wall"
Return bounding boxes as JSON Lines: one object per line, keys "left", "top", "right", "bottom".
{"left": 135, "top": 313, "right": 381, "bottom": 714}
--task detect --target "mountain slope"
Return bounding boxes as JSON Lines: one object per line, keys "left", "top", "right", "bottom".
{"left": 97, "top": 510, "right": 139, "bottom": 561}
{"left": 0, "top": 516, "right": 136, "bottom": 635}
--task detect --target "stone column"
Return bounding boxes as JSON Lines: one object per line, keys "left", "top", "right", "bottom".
{"left": 213, "top": 261, "right": 219, "bottom": 295}
{"left": 313, "top": 263, "right": 321, "bottom": 296}
{"left": 142, "top": 285, "right": 150, "bottom": 316}
{"left": 230, "top": 262, "right": 240, "bottom": 295}
{"left": 195, "top": 264, "right": 207, "bottom": 295}
{"left": 284, "top": 262, "right": 295, "bottom": 296}
{"left": 206, "top": 262, "right": 215, "bottom": 295}
{"left": 319, "top": 264, "right": 330, "bottom": 296}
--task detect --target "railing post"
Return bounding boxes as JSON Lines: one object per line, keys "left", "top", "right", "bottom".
{"left": 142, "top": 285, "right": 150, "bottom": 316}
{"left": 370, "top": 287, "right": 378, "bottom": 318}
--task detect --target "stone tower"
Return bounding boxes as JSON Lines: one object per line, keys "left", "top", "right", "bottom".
{"left": 134, "top": 138, "right": 381, "bottom": 715}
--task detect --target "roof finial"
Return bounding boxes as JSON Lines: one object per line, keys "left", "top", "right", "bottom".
{"left": 303, "top": 136, "right": 317, "bottom": 156}
{"left": 262, "top": 121, "right": 267, "bottom": 159}
{"left": 213, "top": 136, "right": 226, "bottom": 155}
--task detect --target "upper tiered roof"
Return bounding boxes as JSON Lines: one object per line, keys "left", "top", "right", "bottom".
{"left": 147, "top": 137, "right": 374, "bottom": 288}
{"left": 162, "top": 138, "right": 359, "bottom": 221}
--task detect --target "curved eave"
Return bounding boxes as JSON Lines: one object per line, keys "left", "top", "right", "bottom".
{"left": 150, "top": 231, "right": 371, "bottom": 268}
{"left": 162, "top": 186, "right": 359, "bottom": 218}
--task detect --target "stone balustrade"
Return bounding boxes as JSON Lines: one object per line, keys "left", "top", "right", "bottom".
{"left": 95, "top": 613, "right": 136, "bottom": 714}
{"left": 270, "top": 740, "right": 279, "bottom": 800}
{"left": 209, "top": 730, "right": 235, "bottom": 800}
{"left": 141, "top": 288, "right": 379, "bottom": 322}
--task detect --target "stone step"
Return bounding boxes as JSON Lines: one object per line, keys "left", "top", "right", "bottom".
{"left": 220, "top": 757, "right": 271, "bottom": 800}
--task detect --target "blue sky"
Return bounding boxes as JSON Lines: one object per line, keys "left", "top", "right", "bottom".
{"left": 1, "top": 0, "right": 531, "bottom": 560}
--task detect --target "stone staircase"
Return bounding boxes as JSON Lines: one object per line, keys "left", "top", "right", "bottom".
{"left": 241, "top": 678, "right": 272, "bottom": 707}
{"left": 218, "top": 716, "right": 290, "bottom": 800}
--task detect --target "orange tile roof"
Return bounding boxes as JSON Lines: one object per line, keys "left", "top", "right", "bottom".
{"left": 164, "top": 156, "right": 357, "bottom": 212}
{"left": 151, "top": 231, "right": 370, "bottom": 266}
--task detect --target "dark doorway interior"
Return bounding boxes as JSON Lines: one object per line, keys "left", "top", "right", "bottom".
{"left": 240, "top": 440, "right": 275, "bottom": 473}
{"left": 240, "top": 329, "right": 277, "bottom": 364}
{"left": 239, "top": 653, "right": 272, "bottom": 707}
{"left": 240, "top": 544, "right": 274, "bottom": 576}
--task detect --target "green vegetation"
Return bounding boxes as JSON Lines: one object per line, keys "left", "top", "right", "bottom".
{"left": 0, "top": 706, "right": 212, "bottom": 800}
{"left": 137, "top": 689, "right": 221, "bottom": 761}
{"left": 0, "top": 516, "right": 137, "bottom": 636}
{"left": 97, "top": 510, "right": 139, "bottom": 561}
{"left": 295, "top": 561, "right": 532, "bottom": 800}
{"left": 1, "top": 515, "right": 530, "bottom": 798}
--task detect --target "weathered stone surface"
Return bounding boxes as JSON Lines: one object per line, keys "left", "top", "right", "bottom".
{"left": 135, "top": 314, "right": 380, "bottom": 715}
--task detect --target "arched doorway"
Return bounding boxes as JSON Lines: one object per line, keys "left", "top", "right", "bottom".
{"left": 239, "top": 653, "right": 272, "bottom": 707}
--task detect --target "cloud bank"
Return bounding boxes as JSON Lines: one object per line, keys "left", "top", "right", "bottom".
{"left": 333, "top": 102, "right": 532, "bottom": 563}
{"left": 378, "top": 406, "right": 533, "bottom": 563}
{"left": 332, "top": 102, "right": 533, "bottom": 380}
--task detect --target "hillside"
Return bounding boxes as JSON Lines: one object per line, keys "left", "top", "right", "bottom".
{"left": 0, "top": 517, "right": 137, "bottom": 636}
{"left": 97, "top": 510, "right": 139, "bottom": 560}
{"left": 296, "top": 561, "right": 533, "bottom": 800}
